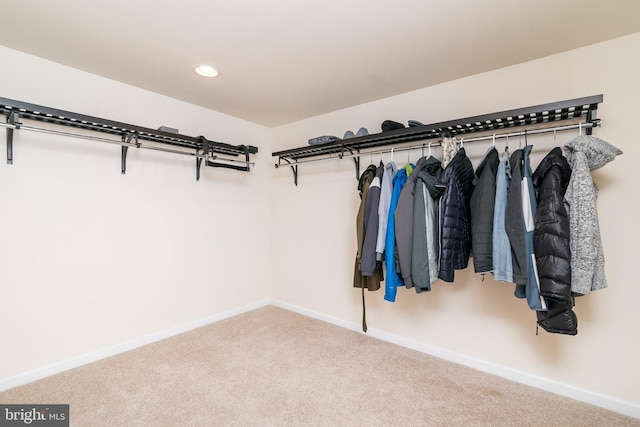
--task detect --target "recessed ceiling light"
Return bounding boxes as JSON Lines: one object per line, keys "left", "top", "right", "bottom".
{"left": 195, "top": 65, "right": 219, "bottom": 78}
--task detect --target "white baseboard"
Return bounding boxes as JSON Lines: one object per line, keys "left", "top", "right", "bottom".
{"left": 0, "top": 299, "right": 271, "bottom": 392}
{"left": 271, "top": 300, "right": 640, "bottom": 420}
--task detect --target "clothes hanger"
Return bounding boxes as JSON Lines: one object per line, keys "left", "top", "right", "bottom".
{"left": 505, "top": 134, "right": 509, "bottom": 153}
{"left": 579, "top": 122, "right": 583, "bottom": 136}
{"left": 524, "top": 130, "right": 528, "bottom": 146}
{"left": 492, "top": 134, "right": 496, "bottom": 147}
{"left": 390, "top": 147, "right": 394, "bottom": 162}
{"left": 428, "top": 143, "right": 432, "bottom": 157}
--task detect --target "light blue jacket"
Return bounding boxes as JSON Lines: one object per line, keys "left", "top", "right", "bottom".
{"left": 376, "top": 162, "right": 398, "bottom": 261}
{"left": 492, "top": 150, "right": 513, "bottom": 282}
{"left": 384, "top": 166, "right": 410, "bottom": 302}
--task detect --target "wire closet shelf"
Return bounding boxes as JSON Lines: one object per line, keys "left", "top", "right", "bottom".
{"left": 1, "top": 96, "right": 259, "bottom": 180}
{"left": 272, "top": 94, "right": 602, "bottom": 185}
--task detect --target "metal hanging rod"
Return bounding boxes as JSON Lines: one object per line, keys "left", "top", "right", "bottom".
{"left": 276, "top": 121, "right": 596, "bottom": 168}
{"left": 1, "top": 96, "right": 258, "bottom": 180}
{"left": 0, "top": 122, "right": 255, "bottom": 166}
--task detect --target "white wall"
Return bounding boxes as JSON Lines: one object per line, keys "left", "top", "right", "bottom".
{"left": 1, "top": 31, "right": 639, "bottom": 418}
{"left": 271, "top": 33, "right": 640, "bottom": 414}
{"left": 0, "top": 46, "right": 272, "bottom": 383}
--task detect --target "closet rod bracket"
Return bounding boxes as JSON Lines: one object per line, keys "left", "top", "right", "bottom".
{"left": 120, "top": 132, "right": 139, "bottom": 174}
{"left": 343, "top": 147, "right": 360, "bottom": 181}
{"left": 196, "top": 154, "right": 203, "bottom": 181}
{"left": 5, "top": 111, "right": 21, "bottom": 165}
{"left": 275, "top": 157, "right": 298, "bottom": 186}
{"left": 586, "top": 104, "right": 599, "bottom": 135}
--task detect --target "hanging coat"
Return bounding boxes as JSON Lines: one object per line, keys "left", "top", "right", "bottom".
{"left": 395, "top": 160, "right": 421, "bottom": 289}
{"left": 505, "top": 149, "right": 527, "bottom": 297}
{"left": 354, "top": 165, "right": 383, "bottom": 291}
{"left": 492, "top": 150, "right": 513, "bottom": 283}
{"left": 436, "top": 147, "right": 475, "bottom": 283}
{"left": 376, "top": 162, "right": 398, "bottom": 262}
{"left": 470, "top": 147, "right": 499, "bottom": 274}
{"left": 532, "top": 147, "right": 576, "bottom": 335}
{"left": 411, "top": 156, "right": 443, "bottom": 292}
{"left": 360, "top": 162, "right": 384, "bottom": 276}
{"left": 522, "top": 144, "right": 546, "bottom": 311}
{"left": 563, "top": 135, "right": 622, "bottom": 295}
{"left": 384, "top": 165, "right": 411, "bottom": 302}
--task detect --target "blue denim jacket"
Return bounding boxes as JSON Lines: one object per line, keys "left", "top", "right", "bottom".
{"left": 492, "top": 150, "right": 513, "bottom": 282}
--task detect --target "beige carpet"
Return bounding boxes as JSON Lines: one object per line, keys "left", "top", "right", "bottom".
{"left": 1, "top": 306, "right": 638, "bottom": 426}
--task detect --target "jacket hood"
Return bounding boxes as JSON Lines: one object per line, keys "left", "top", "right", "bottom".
{"left": 532, "top": 147, "right": 571, "bottom": 189}
{"left": 357, "top": 164, "right": 377, "bottom": 196}
{"left": 410, "top": 156, "right": 430, "bottom": 180}
{"left": 413, "top": 156, "right": 443, "bottom": 198}
{"left": 563, "top": 135, "right": 622, "bottom": 171}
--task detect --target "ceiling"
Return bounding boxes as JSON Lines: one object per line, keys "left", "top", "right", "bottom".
{"left": 1, "top": 1, "right": 639, "bottom": 127}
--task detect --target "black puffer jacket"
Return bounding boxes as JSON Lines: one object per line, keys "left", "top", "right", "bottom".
{"left": 532, "top": 147, "right": 577, "bottom": 335}
{"left": 437, "top": 148, "right": 475, "bottom": 282}
{"left": 470, "top": 147, "right": 499, "bottom": 273}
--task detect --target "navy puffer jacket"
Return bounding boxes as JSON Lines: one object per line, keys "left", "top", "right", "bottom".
{"left": 532, "top": 147, "right": 577, "bottom": 335}
{"left": 437, "top": 148, "right": 475, "bottom": 282}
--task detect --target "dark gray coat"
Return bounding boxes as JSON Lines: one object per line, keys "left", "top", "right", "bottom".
{"left": 470, "top": 147, "right": 499, "bottom": 274}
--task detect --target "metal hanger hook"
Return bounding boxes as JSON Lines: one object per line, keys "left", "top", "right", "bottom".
{"left": 428, "top": 143, "right": 432, "bottom": 157}
{"left": 492, "top": 134, "right": 496, "bottom": 147}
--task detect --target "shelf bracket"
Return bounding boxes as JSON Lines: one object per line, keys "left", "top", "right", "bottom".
{"left": 275, "top": 157, "right": 298, "bottom": 186}
{"left": 121, "top": 132, "right": 139, "bottom": 174}
{"left": 196, "top": 154, "right": 203, "bottom": 181}
{"left": 6, "top": 111, "right": 20, "bottom": 164}
{"left": 586, "top": 103, "right": 598, "bottom": 136}
{"left": 343, "top": 147, "right": 360, "bottom": 180}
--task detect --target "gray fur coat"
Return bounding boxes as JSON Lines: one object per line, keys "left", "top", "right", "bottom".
{"left": 563, "top": 135, "right": 622, "bottom": 296}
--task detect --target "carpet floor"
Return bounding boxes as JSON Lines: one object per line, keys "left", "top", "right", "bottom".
{"left": 1, "top": 306, "right": 638, "bottom": 426}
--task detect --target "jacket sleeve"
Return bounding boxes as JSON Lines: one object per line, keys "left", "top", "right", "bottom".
{"left": 534, "top": 166, "right": 571, "bottom": 302}
{"left": 395, "top": 180, "right": 414, "bottom": 288}
{"left": 565, "top": 154, "right": 605, "bottom": 295}
{"left": 376, "top": 168, "right": 394, "bottom": 260}
{"left": 412, "top": 179, "right": 430, "bottom": 291}
{"left": 361, "top": 177, "right": 381, "bottom": 276}
{"left": 505, "top": 151, "right": 527, "bottom": 293}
